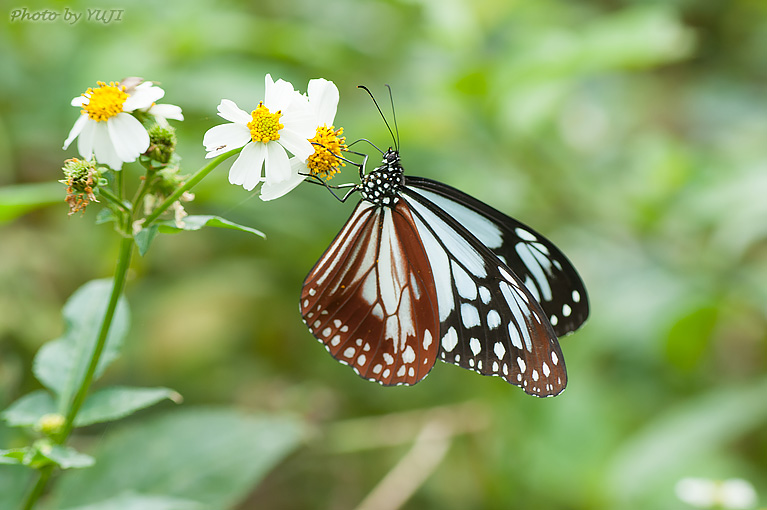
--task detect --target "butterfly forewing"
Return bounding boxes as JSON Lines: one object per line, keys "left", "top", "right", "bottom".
{"left": 403, "top": 189, "right": 567, "bottom": 396}
{"left": 405, "top": 176, "right": 588, "bottom": 337}
{"left": 301, "top": 200, "right": 440, "bottom": 385}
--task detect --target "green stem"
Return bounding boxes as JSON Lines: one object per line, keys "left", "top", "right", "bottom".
{"left": 19, "top": 235, "right": 134, "bottom": 510}
{"left": 20, "top": 467, "right": 53, "bottom": 510}
{"left": 97, "top": 187, "right": 130, "bottom": 212}
{"left": 143, "top": 147, "right": 242, "bottom": 227}
{"left": 19, "top": 147, "right": 239, "bottom": 509}
{"left": 61, "top": 235, "right": 134, "bottom": 438}
{"left": 115, "top": 167, "right": 124, "bottom": 200}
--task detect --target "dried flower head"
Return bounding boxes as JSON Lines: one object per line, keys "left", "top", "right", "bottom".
{"left": 60, "top": 158, "right": 102, "bottom": 215}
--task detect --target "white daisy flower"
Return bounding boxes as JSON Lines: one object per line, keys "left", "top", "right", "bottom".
{"left": 675, "top": 477, "right": 758, "bottom": 509}
{"left": 132, "top": 82, "right": 184, "bottom": 126}
{"left": 63, "top": 79, "right": 182, "bottom": 170}
{"left": 203, "top": 74, "right": 316, "bottom": 192}
{"left": 260, "top": 78, "right": 346, "bottom": 201}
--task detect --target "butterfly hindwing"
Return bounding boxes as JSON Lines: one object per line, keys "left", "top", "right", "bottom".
{"left": 301, "top": 200, "right": 441, "bottom": 385}
{"left": 402, "top": 189, "right": 567, "bottom": 396}
{"left": 405, "top": 176, "right": 588, "bottom": 337}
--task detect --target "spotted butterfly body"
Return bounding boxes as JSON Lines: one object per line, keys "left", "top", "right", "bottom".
{"left": 301, "top": 149, "right": 588, "bottom": 396}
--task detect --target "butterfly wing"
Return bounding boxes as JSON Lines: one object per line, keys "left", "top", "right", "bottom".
{"left": 402, "top": 187, "right": 567, "bottom": 396}
{"left": 405, "top": 176, "right": 588, "bottom": 337}
{"left": 301, "top": 200, "right": 441, "bottom": 385}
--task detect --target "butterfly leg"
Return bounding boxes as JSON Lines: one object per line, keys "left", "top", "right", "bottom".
{"left": 301, "top": 173, "right": 360, "bottom": 202}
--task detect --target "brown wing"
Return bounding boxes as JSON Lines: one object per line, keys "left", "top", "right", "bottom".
{"left": 301, "top": 200, "right": 440, "bottom": 385}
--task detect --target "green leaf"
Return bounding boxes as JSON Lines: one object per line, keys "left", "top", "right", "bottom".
{"left": 1, "top": 390, "right": 57, "bottom": 427}
{"left": 52, "top": 408, "right": 305, "bottom": 509}
{"left": 0, "top": 449, "right": 26, "bottom": 465}
{"left": 76, "top": 386, "right": 182, "bottom": 427}
{"left": 0, "top": 182, "right": 63, "bottom": 222}
{"left": 95, "top": 208, "right": 118, "bottom": 225}
{"left": 1, "top": 443, "right": 92, "bottom": 469}
{"left": 33, "top": 279, "right": 130, "bottom": 413}
{"left": 42, "top": 445, "right": 95, "bottom": 469}
{"left": 157, "top": 215, "right": 265, "bottom": 238}
{"left": 135, "top": 224, "right": 159, "bottom": 256}
{"left": 63, "top": 492, "right": 203, "bottom": 510}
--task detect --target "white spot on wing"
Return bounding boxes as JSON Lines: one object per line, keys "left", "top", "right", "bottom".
{"left": 461, "top": 303, "right": 481, "bottom": 328}
{"left": 479, "top": 286, "right": 491, "bottom": 304}
{"left": 515, "top": 227, "right": 537, "bottom": 242}
{"left": 469, "top": 337, "right": 481, "bottom": 356}
{"left": 403, "top": 345, "right": 416, "bottom": 364}
{"left": 487, "top": 310, "right": 501, "bottom": 330}
{"left": 451, "top": 260, "right": 478, "bottom": 300}
{"left": 493, "top": 341, "right": 506, "bottom": 360}
{"left": 442, "top": 327, "right": 458, "bottom": 352}
{"left": 515, "top": 243, "right": 552, "bottom": 301}
{"left": 423, "top": 330, "right": 432, "bottom": 350}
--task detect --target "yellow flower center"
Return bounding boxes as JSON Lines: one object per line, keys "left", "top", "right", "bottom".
{"left": 248, "top": 102, "right": 283, "bottom": 143}
{"left": 307, "top": 125, "right": 347, "bottom": 179}
{"left": 81, "top": 81, "right": 128, "bottom": 122}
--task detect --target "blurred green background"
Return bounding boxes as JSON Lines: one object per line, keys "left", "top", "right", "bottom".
{"left": 2, "top": 0, "right": 767, "bottom": 508}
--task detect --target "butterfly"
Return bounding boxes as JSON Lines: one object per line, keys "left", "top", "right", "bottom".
{"left": 300, "top": 91, "right": 588, "bottom": 397}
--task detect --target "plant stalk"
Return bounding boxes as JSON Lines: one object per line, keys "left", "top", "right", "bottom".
{"left": 19, "top": 235, "right": 134, "bottom": 510}
{"left": 143, "top": 147, "right": 242, "bottom": 227}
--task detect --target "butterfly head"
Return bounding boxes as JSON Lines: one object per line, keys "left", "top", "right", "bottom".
{"left": 359, "top": 148, "right": 404, "bottom": 206}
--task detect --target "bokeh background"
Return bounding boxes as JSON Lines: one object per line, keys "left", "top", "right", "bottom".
{"left": 2, "top": 0, "right": 767, "bottom": 508}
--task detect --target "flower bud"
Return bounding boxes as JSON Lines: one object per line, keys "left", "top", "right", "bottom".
{"left": 36, "top": 413, "right": 66, "bottom": 437}
{"left": 146, "top": 123, "right": 177, "bottom": 164}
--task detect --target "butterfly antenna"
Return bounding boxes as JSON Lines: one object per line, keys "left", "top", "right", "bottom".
{"left": 348, "top": 138, "right": 384, "bottom": 155}
{"left": 385, "top": 84, "right": 400, "bottom": 152}
{"left": 358, "top": 85, "right": 397, "bottom": 150}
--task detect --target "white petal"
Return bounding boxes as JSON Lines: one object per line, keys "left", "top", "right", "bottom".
{"left": 107, "top": 113, "right": 150, "bottom": 162}
{"left": 229, "top": 142, "right": 266, "bottom": 191}
{"left": 63, "top": 114, "right": 88, "bottom": 150}
{"left": 278, "top": 128, "right": 314, "bottom": 161}
{"left": 308, "top": 78, "right": 339, "bottom": 125}
{"left": 281, "top": 104, "right": 316, "bottom": 140}
{"left": 77, "top": 119, "right": 97, "bottom": 160}
{"left": 216, "top": 99, "right": 251, "bottom": 125}
{"left": 92, "top": 122, "right": 124, "bottom": 170}
{"left": 264, "top": 142, "right": 290, "bottom": 184}
{"left": 260, "top": 157, "right": 307, "bottom": 201}
{"left": 149, "top": 103, "right": 184, "bottom": 121}
{"left": 123, "top": 84, "right": 165, "bottom": 111}
{"left": 203, "top": 123, "right": 251, "bottom": 158}
{"left": 71, "top": 96, "right": 87, "bottom": 107}
{"left": 265, "top": 74, "right": 300, "bottom": 113}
